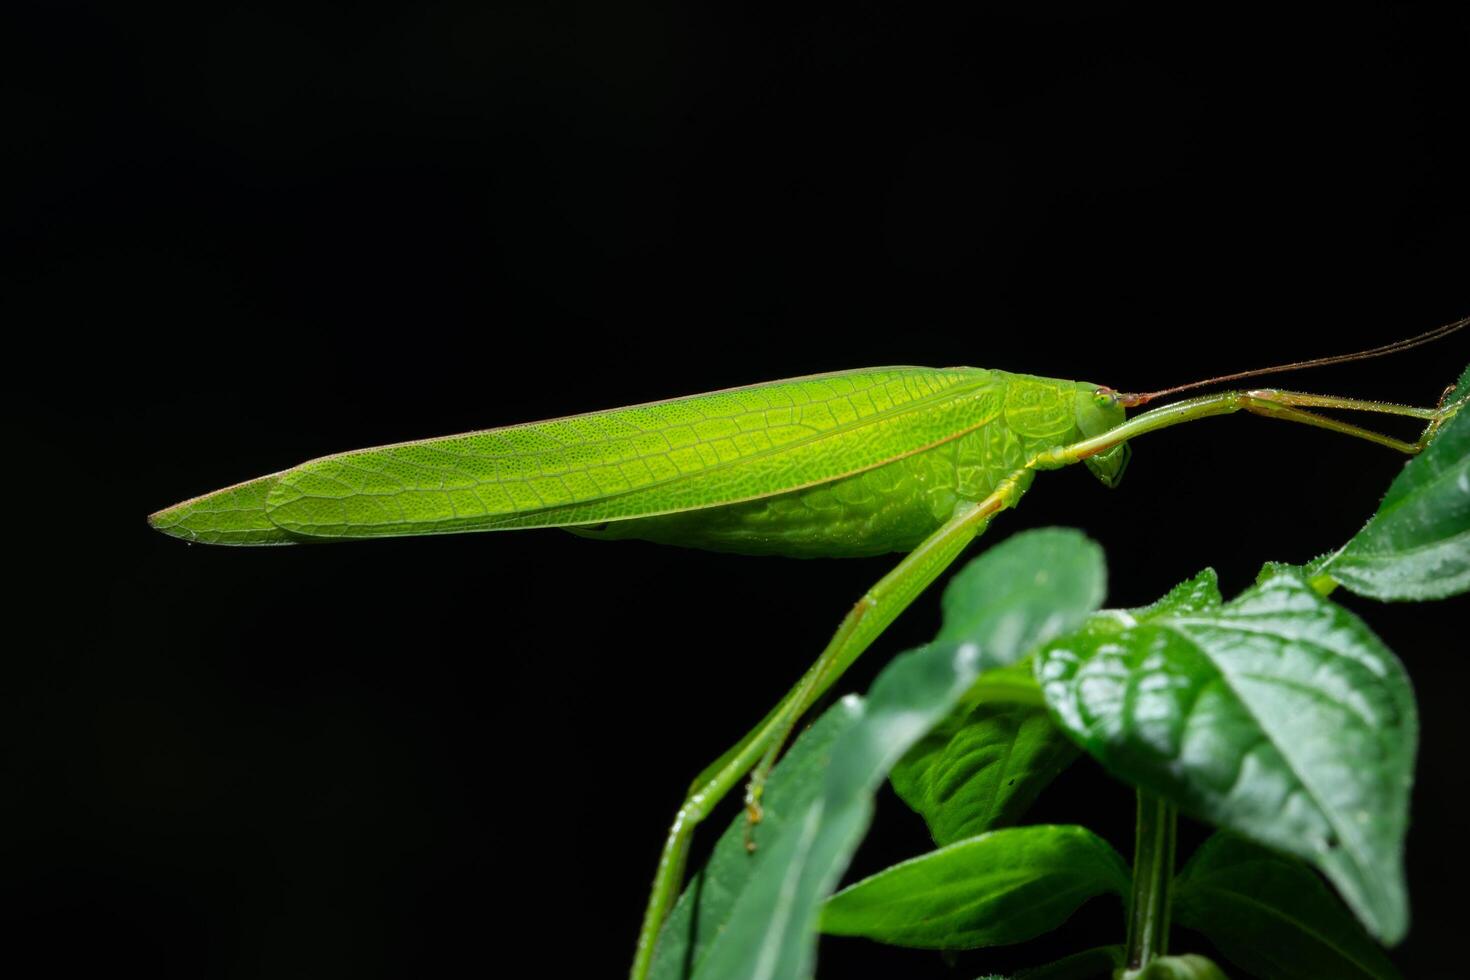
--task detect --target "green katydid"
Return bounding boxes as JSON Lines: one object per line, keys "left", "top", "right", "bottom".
{"left": 148, "top": 317, "right": 1467, "bottom": 979}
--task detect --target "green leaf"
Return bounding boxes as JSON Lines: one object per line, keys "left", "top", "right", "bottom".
{"left": 965, "top": 657, "right": 1049, "bottom": 706}
{"left": 1038, "top": 566, "right": 1416, "bottom": 944}
{"left": 1315, "top": 361, "right": 1470, "bottom": 599}
{"left": 1173, "top": 833, "right": 1401, "bottom": 980}
{"left": 890, "top": 693, "right": 1079, "bottom": 845}
{"left": 1122, "top": 954, "right": 1228, "bottom": 979}
{"left": 938, "top": 527, "right": 1108, "bottom": 656}
{"left": 888, "top": 527, "right": 1106, "bottom": 845}
{"left": 688, "top": 641, "right": 982, "bottom": 980}
{"left": 648, "top": 700, "right": 862, "bottom": 980}
{"left": 822, "top": 825, "right": 1128, "bottom": 949}
{"left": 675, "top": 528, "right": 1107, "bottom": 980}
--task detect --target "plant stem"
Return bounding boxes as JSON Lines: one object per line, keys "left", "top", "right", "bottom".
{"left": 1124, "top": 789, "right": 1178, "bottom": 971}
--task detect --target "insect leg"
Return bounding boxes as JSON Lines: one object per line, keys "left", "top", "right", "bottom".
{"left": 629, "top": 469, "right": 1034, "bottom": 980}
{"left": 1239, "top": 388, "right": 1467, "bottom": 451}
{"left": 1232, "top": 396, "right": 1423, "bottom": 454}
{"left": 1030, "top": 385, "right": 1461, "bottom": 473}
{"left": 1240, "top": 390, "right": 1440, "bottom": 420}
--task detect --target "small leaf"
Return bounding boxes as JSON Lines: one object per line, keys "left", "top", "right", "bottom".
{"left": 1316, "top": 361, "right": 1470, "bottom": 599}
{"left": 822, "top": 825, "right": 1128, "bottom": 949}
{"left": 1038, "top": 566, "right": 1416, "bottom": 943}
{"left": 648, "top": 700, "right": 862, "bottom": 980}
{"left": 891, "top": 695, "right": 1079, "bottom": 845}
{"left": 678, "top": 528, "right": 1107, "bottom": 980}
{"left": 689, "top": 641, "right": 981, "bottom": 980}
{"left": 1173, "top": 833, "right": 1401, "bottom": 980}
{"left": 1122, "top": 954, "right": 1228, "bottom": 979}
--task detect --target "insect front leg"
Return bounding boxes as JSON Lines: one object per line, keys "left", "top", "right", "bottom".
{"left": 1231, "top": 389, "right": 1460, "bottom": 455}
{"left": 1030, "top": 385, "right": 1462, "bottom": 476}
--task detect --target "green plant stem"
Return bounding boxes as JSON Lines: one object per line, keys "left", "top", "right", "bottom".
{"left": 1125, "top": 789, "right": 1178, "bottom": 971}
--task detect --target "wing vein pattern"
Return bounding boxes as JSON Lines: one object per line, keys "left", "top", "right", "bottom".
{"left": 263, "top": 367, "right": 1005, "bottom": 538}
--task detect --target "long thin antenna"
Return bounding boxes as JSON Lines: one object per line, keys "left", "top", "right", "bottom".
{"left": 1117, "top": 314, "right": 1470, "bottom": 408}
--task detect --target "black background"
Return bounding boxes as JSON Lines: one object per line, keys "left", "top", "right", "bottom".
{"left": 7, "top": 2, "right": 1469, "bottom": 977}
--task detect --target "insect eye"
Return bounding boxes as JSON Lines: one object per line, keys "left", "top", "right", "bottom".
{"left": 1093, "top": 388, "right": 1118, "bottom": 407}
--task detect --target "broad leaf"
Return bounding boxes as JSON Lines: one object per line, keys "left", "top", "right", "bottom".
{"left": 679, "top": 528, "right": 1107, "bottom": 980}
{"left": 1124, "top": 954, "right": 1228, "bottom": 979}
{"left": 1315, "top": 361, "right": 1470, "bottom": 599}
{"left": 1173, "top": 833, "right": 1400, "bottom": 980}
{"left": 1038, "top": 566, "right": 1416, "bottom": 943}
{"left": 822, "top": 825, "right": 1128, "bottom": 949}
{"left": 891, "top": 693, "right": 1079, "bottom": 845}
{"left": 648, "top": 701, "right": 861, "bottom": 980}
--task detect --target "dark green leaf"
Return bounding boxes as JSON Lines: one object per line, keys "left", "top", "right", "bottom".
{"left": 822, "top": 825, "right": 1128, "bottom": 949}
{"left": 1174, "top": 833, "right": 1400, "bottom": 980}
{"left": 681, "top": 528, "right": 1107, "bottom": 980}
{"left": 1124, "top": 954, "right": 1228, "bottom": 979}
{"left": 1038, "top": 566, "right": 1416, "bottom": 944}
{"left": 648, "top": 700, "right": 861, "bottom": 980}
{"left": 891, "top": 694, "right": 1079, "bottom": 846}
{"left": 1316, "top": 361, "right": 1470, "bottom": 599}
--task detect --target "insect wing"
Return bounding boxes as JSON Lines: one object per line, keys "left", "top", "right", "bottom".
{"left": 151, "top": 367, "right": 1004, "bottom": 544}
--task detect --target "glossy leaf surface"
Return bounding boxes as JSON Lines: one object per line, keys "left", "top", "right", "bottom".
{"left": 1038, "top": 566, "right": 1416, "bottom": 943}
{"left": 822, "top": 825, "right": 1128, "bottom": 949}
{"left": 1173, "top": 833, "right": 1400, "bottom": 980}
{"left": 1316, "top": 361, "right": 1470, "bottom": 599}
